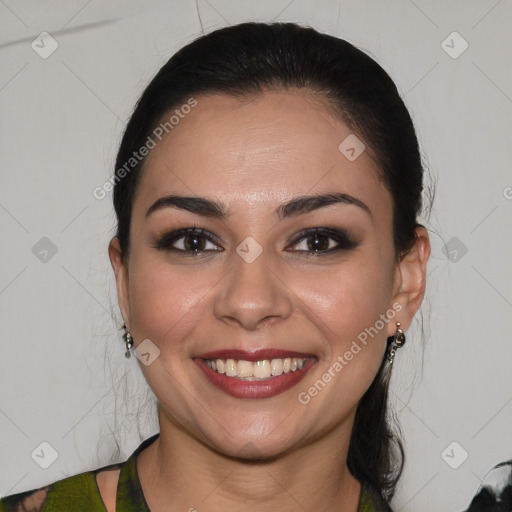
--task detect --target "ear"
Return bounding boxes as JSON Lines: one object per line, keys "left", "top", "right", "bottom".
{"left": 108, "top": 237, "right": 131, "bottom": 329}
{"left": 388, "top": 226, "right": 431, "bottom": 335}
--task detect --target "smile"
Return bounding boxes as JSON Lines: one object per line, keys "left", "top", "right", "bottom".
{"left": 193, "top": 349, "right": 317, "bottom": 399}
{"left": 204, "top": 357, "right": 307, "bottom": 380}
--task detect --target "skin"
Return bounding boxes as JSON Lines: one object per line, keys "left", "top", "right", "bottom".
{"left": 107, "top": 89, "right": 430, "bottom": 512}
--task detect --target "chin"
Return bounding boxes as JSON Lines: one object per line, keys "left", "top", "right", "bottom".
{"left": 200, "top": 417, "right": 307, "bottom": 461}
{"left": 213, "top": 436, "right": 295, "bottom": 461}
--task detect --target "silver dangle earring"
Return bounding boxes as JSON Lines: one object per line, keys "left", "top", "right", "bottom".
{"left": 385, "top": 322, "right": 406, "bottom": 387}
{"left": 121, "top": 323, "right": 134, "bottom": 358}
{"left": 387, "top": 322, "right": 406, "bottom": 365}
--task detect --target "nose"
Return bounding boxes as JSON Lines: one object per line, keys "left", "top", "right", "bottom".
{"left": 213, "top": 248, "right": 294, "bottom": 331}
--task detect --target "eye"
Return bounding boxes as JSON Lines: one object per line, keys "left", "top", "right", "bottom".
{"left": 152, "top": 226, "right": 359, "bottom": 256}
{"left": 152, "top": 227, "right": 223, "bottom": 255}
{"left": 287, "top": 228, "right": 359, "bottom": 255}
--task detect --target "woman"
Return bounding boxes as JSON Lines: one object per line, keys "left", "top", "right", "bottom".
{"left": 0, "top": 22, "right": 431, "bottom": 511}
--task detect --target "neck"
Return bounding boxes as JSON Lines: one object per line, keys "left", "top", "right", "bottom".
{"left": 136, "top": 409, "right": 362, "bottom": 512}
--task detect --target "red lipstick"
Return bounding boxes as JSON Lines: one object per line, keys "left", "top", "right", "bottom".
{"left": 194, "top": 349, "right": 316, "bottom": 361}
{"left": 193, "top": 350, "right": 317, "bottom": 399}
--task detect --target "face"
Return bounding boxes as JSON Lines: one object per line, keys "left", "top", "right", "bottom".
{"left": 110, "top": 90, "right": 428, "bottom": 458}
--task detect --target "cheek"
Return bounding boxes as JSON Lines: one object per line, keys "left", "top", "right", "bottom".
{"left": 294, "top": 271, "right": 390, "bottom": 419}
{"left": 300, "top": 257, "right": 393, "bottom": 336}
{"left": 294, "top": 258, "right": 392, "bottom": 389}
{"left": 127, "top": 255, "right": 215, "bottom": 354}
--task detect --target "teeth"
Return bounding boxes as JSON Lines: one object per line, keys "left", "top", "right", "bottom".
{"left": 204, "top": 357, "right": 307, "bottom": 380}
{"left": 237, "top": 360, "right": 253, "bottom": 378}
{"left": 254, "top": 360, "right": 271, "bottom": 378}
{"left": 270, "top": 358, "right": 283, "bottom": 376}
{"left": 225, "top": 359, "right": 237, "bottom": 377}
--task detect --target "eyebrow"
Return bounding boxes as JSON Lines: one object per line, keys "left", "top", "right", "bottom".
{"left": 145, "top": 192, "right": 372, "bottom": 221}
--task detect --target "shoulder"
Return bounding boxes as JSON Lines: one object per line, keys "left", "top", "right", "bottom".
{"left": 359, "top": 480, "right": 394, "bottom": 512}
{"left": 0, "top": 463, "right": 123, "bottom": 512}
{"left": 0, "top": 485, "right": 51, "bottom": 512}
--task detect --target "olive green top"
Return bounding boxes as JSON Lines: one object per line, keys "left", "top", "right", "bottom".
{"left": 0, "top": 433, "right": 392, "bottom": 511}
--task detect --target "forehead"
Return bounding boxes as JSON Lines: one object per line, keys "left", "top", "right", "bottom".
{"left": 133, "top": 90, "right": 390, "bottom": 218}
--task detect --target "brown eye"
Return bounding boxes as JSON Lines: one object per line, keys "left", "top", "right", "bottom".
{"left": 288, "top": 228, "right": 359, "bottom": 255}
{"left": 305, "top": 233, "right": 331, "bottom": 251}
{"left": 182, "top": 233, "right": 207, "bottom": 251}
{"left": 153, "top": 228, "right": 223, "bottom": 254}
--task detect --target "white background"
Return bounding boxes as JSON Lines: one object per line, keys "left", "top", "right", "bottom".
{"left": 0, "top": 1, "right": 511, "bottom": 511}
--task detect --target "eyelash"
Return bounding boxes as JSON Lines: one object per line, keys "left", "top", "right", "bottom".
{"left": 152, "top": 226, "right": 360, "bottom": 257}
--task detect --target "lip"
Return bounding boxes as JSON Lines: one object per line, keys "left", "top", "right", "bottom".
{"left": 193, "top": 353, "right": 317, "bottom": 399}
{"left": 194, "top": 349, "right": 316, "bottom": 361}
